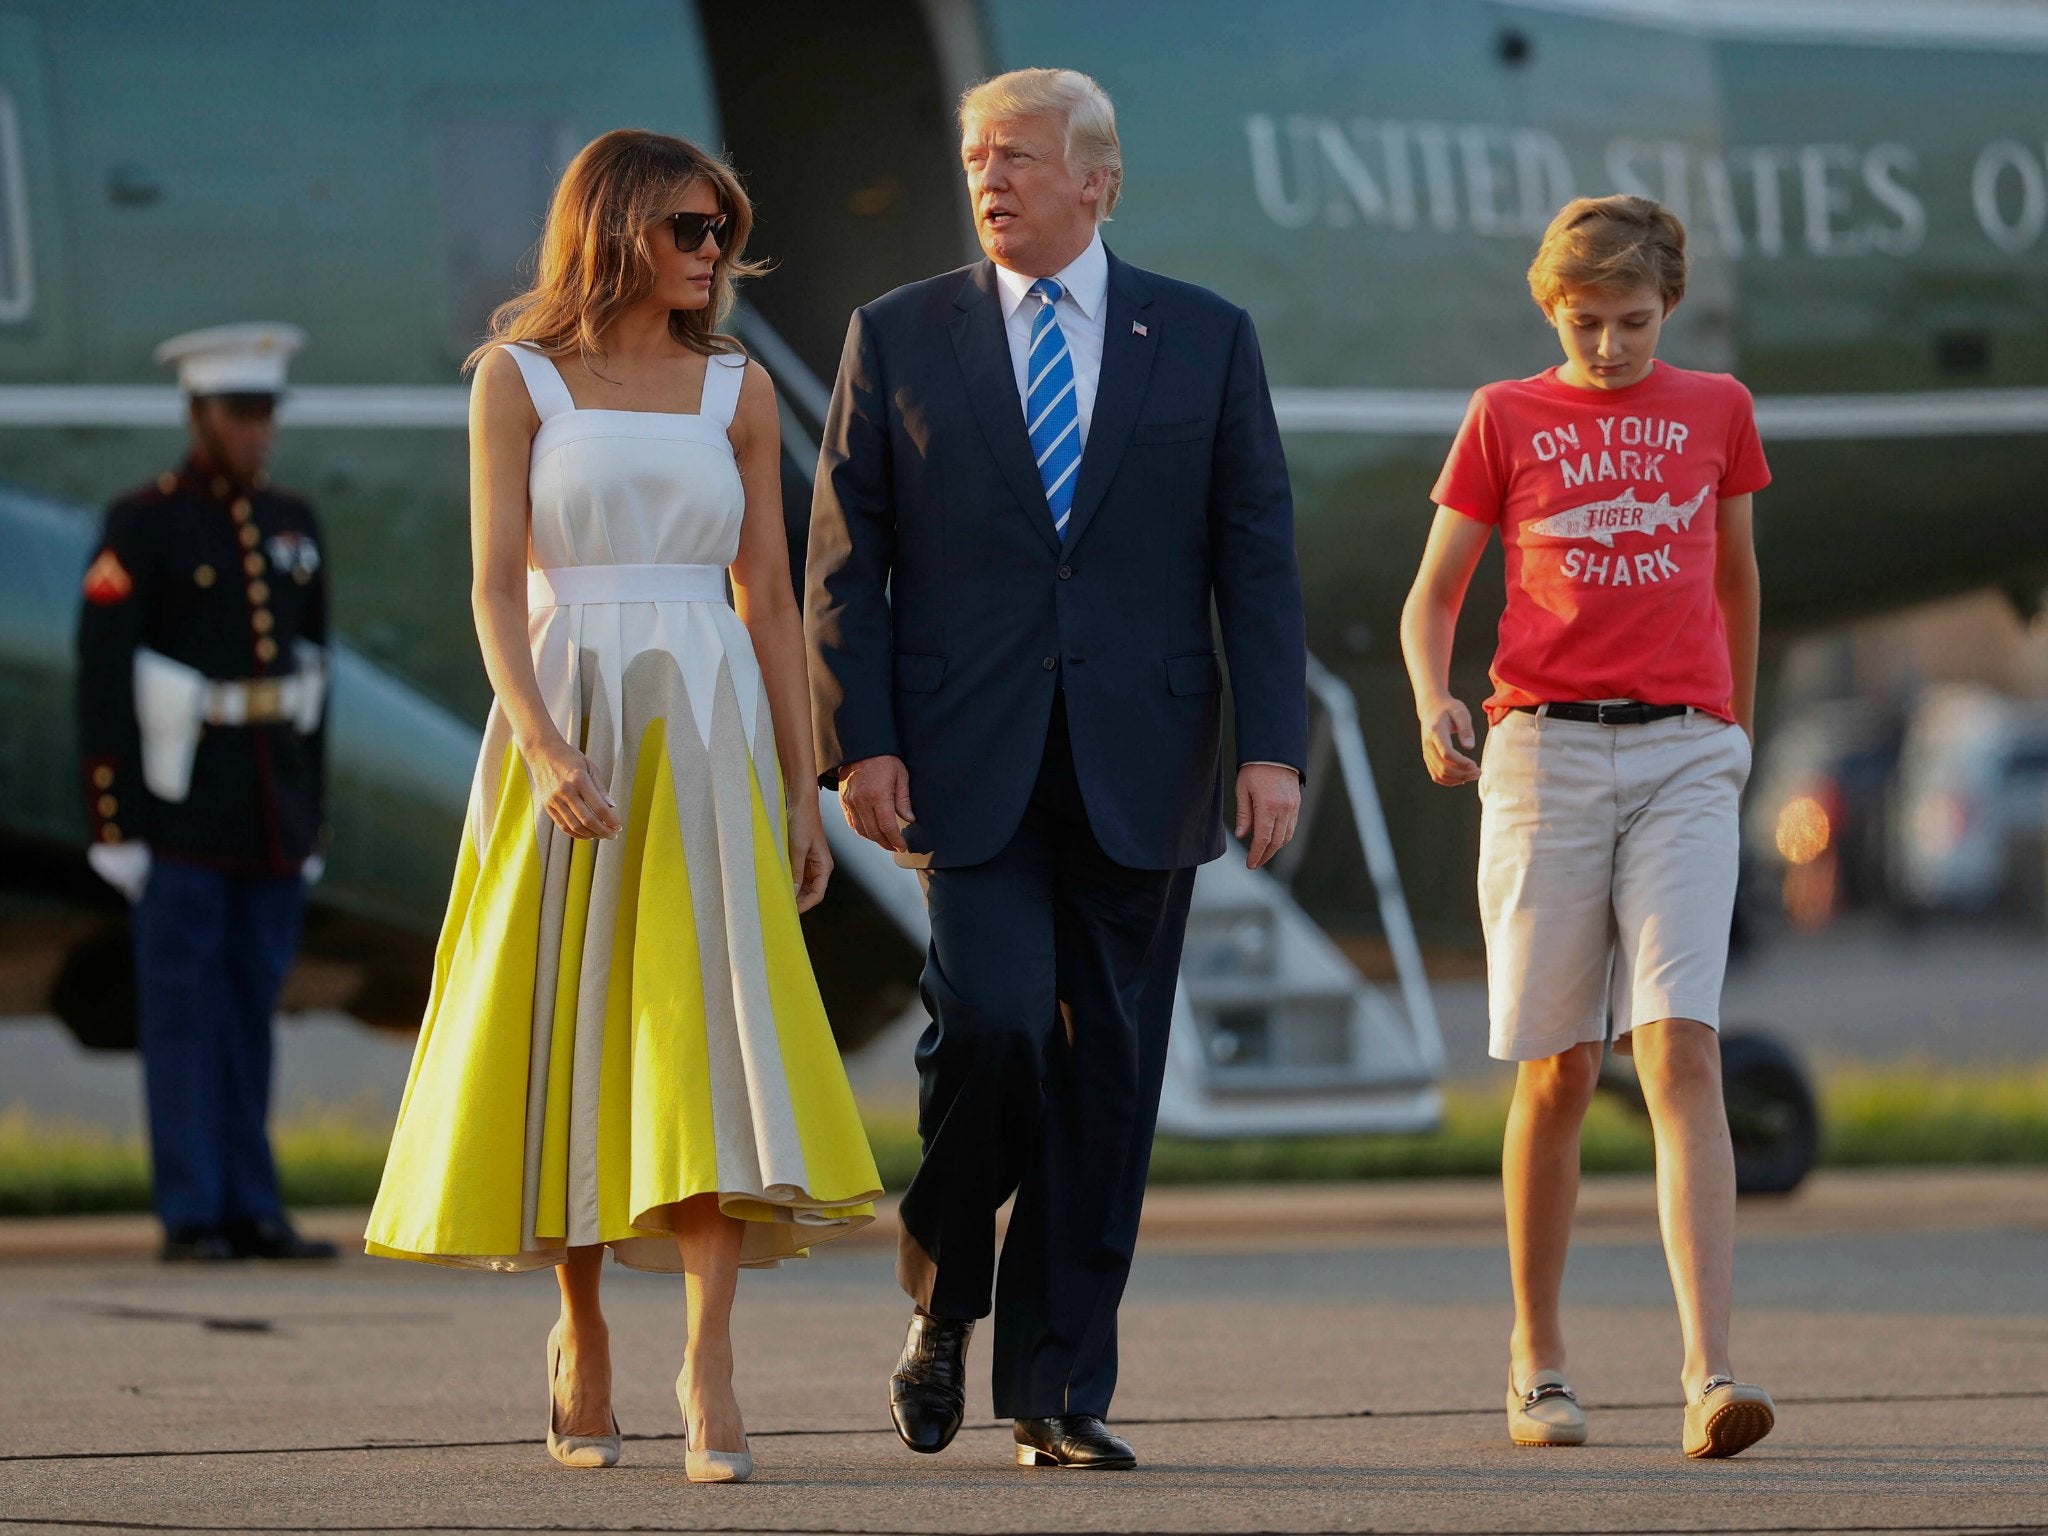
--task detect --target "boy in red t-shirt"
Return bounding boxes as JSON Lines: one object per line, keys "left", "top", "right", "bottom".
{"left": 1401, "top": 195, "right": 1774, "bottom": 1459}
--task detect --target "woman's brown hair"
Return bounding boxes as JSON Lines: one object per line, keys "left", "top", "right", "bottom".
{"left": 1527, "top": 194, "right": 1688, "bottom": 314}
{"left": 464, "top": 128, "right": 766, "bottom": 374}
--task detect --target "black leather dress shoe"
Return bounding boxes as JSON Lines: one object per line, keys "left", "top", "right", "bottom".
{"left": 159, "top": 1227, "right": 236, "bottom": 1263}
{"left": 223, "top": 1218, "right": 338, "bottom": 1261}
{"left": 1013, "top": 1415, "right": 1136, "bottom": 1469}
{"left": 889, "top": 1310, "right": 973, "bottom": 1454}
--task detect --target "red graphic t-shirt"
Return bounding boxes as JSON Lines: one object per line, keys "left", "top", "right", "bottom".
{"left": 1430, "top": 362, "right": 1770, "bottom": 724}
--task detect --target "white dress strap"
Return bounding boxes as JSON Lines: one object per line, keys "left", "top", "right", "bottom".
{"left": 503, "top": 343, "right": 577, "bottom": 423}
{"left": 699, "top": 351, "right": 747, "bottom": 429}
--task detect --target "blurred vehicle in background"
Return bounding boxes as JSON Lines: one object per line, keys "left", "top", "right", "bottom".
{"left": 1743, "top": 700, "right": 1908, "bottom": 929}
{"left": 1890, "top": 686, "right": 2048, "bottom": 921}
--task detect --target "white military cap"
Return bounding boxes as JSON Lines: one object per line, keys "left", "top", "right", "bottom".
{"left": 152, "top": 322, "right": 307, "bottom": 396}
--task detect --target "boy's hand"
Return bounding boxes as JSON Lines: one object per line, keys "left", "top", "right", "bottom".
{"left": 1420, "top": 699, "right": 1480, "bottom": 786}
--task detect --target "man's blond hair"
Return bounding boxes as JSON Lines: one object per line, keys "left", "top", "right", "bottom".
{"left": 959, "top": 67, "right": 1122, "bottom": 221}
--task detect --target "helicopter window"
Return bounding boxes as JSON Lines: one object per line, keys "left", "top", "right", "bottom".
{"left": 0, "top": 92, "right": 31, "bottom": 322}
{"left": 431, "top": 116, "right": 568, "bottom": 357}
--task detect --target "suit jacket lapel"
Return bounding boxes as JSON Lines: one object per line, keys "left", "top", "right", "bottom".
{"left": 1062, "top": 250, "right": 1158, "bottom": 554}
{"left": 949, "top": 262, "right": 1062, "bottom": 556}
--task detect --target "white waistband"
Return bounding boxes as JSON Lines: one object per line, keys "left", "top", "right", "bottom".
{"left": 528, "top": 563, "right": 727, "bottom": 608}
{"left": 201, "top": 672, "right": 324, "bottom": 726}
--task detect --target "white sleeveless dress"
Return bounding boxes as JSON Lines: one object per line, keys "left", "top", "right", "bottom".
{"left": 366, "top": 344, "right": 879, "bottom": 1272}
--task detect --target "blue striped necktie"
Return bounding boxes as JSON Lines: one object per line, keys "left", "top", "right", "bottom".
{"left": 1025, "top": 278, "right": 1081, "bottom": 540}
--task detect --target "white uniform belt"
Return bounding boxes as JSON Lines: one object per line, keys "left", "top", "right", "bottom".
{"left": 133, "top": 644, "right": 327, "bottom": 803}
{"left": 528, "top": 563, "right": 727, "bottom": 608}
{"left": 201, "top": 673, "right": 323, "bottom": 726}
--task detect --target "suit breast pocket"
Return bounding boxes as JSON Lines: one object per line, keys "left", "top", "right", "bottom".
{"left": 1130, "top": 417, "right": 1215, "bottom": 447}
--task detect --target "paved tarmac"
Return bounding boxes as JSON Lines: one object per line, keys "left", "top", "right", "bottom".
{"left": 4, "top": 1171, "right": 2044, "bottom": 1535}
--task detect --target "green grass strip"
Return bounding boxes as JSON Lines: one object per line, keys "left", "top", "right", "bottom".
{"left": 2, "top": 1062, "right": 2042, "bottom": 1218}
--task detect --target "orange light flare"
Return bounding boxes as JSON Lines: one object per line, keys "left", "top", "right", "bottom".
{"left": 1775, "top": 787, "right": 1840, "bottom": 930}
{"left": 1774, "top": 794, "right": 1833, "bottom": 867}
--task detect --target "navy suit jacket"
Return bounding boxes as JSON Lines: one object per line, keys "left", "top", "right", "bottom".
{"left": 804, "top": 249, "right": 1308, "bottom": 872}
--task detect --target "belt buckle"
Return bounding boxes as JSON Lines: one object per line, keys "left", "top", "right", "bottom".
{"left": 247, "top": 678, "right": 285, "bottom": 719}
{"left": 1596, "top": 701, "right": 1637, "bottom": 726}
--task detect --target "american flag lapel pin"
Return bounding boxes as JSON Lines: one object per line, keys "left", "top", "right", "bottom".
{"left": 1131, "top": 320, "right": 1148, "bottom": 337}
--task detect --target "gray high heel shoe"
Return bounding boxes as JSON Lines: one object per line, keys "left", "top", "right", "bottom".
{"left": 676, "top": 1367, "right": 754, "bottom": 1483}
{"left": 546, "top": 1323, "right": 621, "bottom": 1469}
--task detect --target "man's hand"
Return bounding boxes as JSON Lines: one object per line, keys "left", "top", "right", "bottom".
{"left": 87, "top": 840, "right": 152, "bottom": 903}
{"left": 838, "top": 755, "right": 914, "bottom": 854}
{"left": 1419, "top": 698, "right": 1480, "bottom": 786}
{"left": 1235, "top": 763, "right": 1301, "bottom": 871}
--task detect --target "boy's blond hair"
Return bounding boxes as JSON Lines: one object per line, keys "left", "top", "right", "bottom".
{"left": 1528, "top": 195, "right": 1688, "bottom": 313}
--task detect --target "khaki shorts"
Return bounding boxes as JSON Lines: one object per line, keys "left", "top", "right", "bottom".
{"left": 1476, "top": 706, "right": 1752, "bottom": 1062}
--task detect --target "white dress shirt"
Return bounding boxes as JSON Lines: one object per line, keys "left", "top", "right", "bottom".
{"left": 994, "top": 231, "right": 1108, "bottom": 450}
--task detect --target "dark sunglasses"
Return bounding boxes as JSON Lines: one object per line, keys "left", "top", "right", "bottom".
{"left": 667, "top": 211, "right": 732, "bottom": 253}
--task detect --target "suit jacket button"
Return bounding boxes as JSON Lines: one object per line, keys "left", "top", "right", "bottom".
{"left": 1058, "top": 565, "right": 1073, "bottom": 580}
{"left": 1041, "top": 656, "right": 1057, "bottom": 671}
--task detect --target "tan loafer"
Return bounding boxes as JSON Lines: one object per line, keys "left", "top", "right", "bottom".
{"left": 1507, "top": 1369, "right": 1587, "bottom": 1446}
{"left": 1684, "top": 1375, "right": 1775, "bottom": 1458}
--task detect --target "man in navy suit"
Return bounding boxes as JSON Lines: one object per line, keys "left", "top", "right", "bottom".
{"left": 805, "top": 66, "right": 1307, "bottom": 1470}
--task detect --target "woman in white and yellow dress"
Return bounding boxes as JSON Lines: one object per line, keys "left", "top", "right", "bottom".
{"left": 366, "top": 129, "right": 879, "bottom": 1480}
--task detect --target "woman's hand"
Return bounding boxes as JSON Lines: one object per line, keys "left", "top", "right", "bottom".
{"left": 789, "top": 797, "right": 833, "bottom": 912}
{"left": 523, "top": 734, "right": 620, "bottom": 840}
{"left": 1419, "top": 696, "right": 1481, "bottom": 786}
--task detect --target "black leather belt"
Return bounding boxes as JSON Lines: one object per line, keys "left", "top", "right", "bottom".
{"left": 1514, "top": 701, "right": 1690, "bottom": 726}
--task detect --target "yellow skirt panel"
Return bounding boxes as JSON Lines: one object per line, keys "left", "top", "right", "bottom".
{"left": 367, "top": 714, "right": 879, "bottom": 1274}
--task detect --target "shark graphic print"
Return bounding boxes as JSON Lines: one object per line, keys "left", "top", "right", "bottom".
{"left": 1527, "top": 485, "right": 1709, "bottom": 547}
{"left": 1430, "top": 363, "right": 1771, "bottom": 723}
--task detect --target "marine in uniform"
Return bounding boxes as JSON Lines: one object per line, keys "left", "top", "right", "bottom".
{"left": 75, "top": 323, "right": 338, "bottom": 1262}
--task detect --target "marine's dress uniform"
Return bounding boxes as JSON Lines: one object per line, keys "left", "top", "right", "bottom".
{"left": 75, "top": 458, "right": 329, "bottom": 1237}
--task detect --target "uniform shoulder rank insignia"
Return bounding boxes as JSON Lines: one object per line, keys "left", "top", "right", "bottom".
{"left": 83, "top": 548, "right": 135, "bottom": 605}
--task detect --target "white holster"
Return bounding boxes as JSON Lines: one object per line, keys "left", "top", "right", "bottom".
{"left": 133, "top": 644, "right": 328, "bottom": 803}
